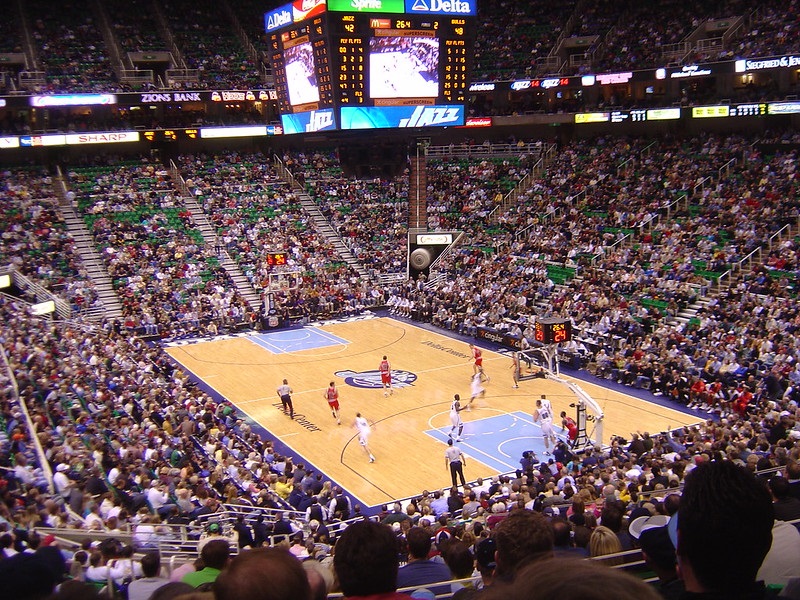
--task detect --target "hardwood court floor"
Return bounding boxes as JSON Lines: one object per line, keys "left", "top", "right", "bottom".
{"left": 165, "top": 317, "right": 698, "bottom": 507}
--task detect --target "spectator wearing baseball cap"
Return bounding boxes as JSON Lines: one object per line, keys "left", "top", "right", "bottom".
{"left": 630, "top": 515, "right": 683, "bottom": 600}
{"left": 451, "top": 536, "right": 496, "bottom": 599}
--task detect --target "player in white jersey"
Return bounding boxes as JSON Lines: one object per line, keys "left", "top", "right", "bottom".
{"left": 468, "top": 372, "right": 485, "bottom": 409}
{"left": 533, "top": 394, "right": 557, "bottom": 455}
{"left": 354, "top": 413, "right": 376, "bottom": 463}
{"left": 510, "top": 352, "right": 521, "bottom": 389}
{"left": 449, "top": 394, "right": 466, "bottom": 441}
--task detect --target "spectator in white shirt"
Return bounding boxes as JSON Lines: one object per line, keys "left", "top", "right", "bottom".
{"left": 13, "top": 453, "right": 36, "bottom": 487}
{"left": 53, "top": 463, "right": 73, "bottom": 500}
{"left": 84, "top": 504, "right": 105, "bottom": 531}
{"left": 146, "top": 482, "right": 177, "bottom": 518}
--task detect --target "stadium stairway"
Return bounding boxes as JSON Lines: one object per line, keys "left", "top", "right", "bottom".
{"left": 220, "top": 0, "right": 271, "bottom": 85}
{"left": 295, "top": 190, "right": 371, "bottom": 280}
{"left": 54, "top": 169, "right": 124, "bottom": 322}
{"left": 168, "top": 160, "right": 262, "bottom": 314}
{"left": 490, "top": 142, "right": 556, "bottom": 223}
{"left": 273, "top": 155, "right": 371, "bottom": 281}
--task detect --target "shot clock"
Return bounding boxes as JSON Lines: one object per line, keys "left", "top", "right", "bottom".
{"left": 266, "top": 252, "right": 288, "bottom": 268}
{"left": 534, "top": 318, "right": 572, "bottom": 344}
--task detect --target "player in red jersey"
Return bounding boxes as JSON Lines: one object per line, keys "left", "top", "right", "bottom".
{"left": 469, "top": 343, "right": 490, "bottom": 382}
{"left": 379, "top": 355, "right": 393, "bottom": 397}
{"left": 325, "top": 381, "right": 341, "bottom": 425}
{"left": 560, "top": 411, "right": 578, "bottom": 446}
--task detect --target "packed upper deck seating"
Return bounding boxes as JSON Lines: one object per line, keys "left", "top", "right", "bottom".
{"left": 22, "top": 0, "right": 119, "bottom": 93}
{"left": 161, "top": 0, "right": 262, "bottom": 89}
{"left": 105, "top": 0, "right": 168, "bottom": 55}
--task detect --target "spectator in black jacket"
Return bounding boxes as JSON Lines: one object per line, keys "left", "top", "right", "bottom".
{"left": 769, "top": 476, "right": 800, "bottom": 522}
{"left": 233, "top": 515, "right": 254, "bottom": 549}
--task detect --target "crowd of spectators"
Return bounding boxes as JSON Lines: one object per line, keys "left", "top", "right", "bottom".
{"left": 1, "top": 3, "right": 800, "bottom": 600}
{"left": 68, "top": 159, "right": 255, "bottom": 337}
{"left": 0, "top": 289, "right": 325, "bottom": 539}
{"left": 176, "top": 150, "right": 386, "bottom": 324}
{"left": 23, "top": 0, "right": 119, "bottom": 93}
{"left": 0, "top": 0, "right": 798, "bottom": 98}
{"left": 425, "top": 152, "right": 541, "bottom": 232}
{"left": 1, "top": 306, "right": 798, "bottom": 599}
{"left": 162, "top": 0, "right": 263, "bottom": 90}
{"left": 106, "top": 0, "right": 168, "bottom": 56}
{"left": 0, "top": 167, "right": 101, "bottom": 314}
{"left": 692, "top": 0, "right": 800, "bottom": 63}
{"left": 226, "top": 0, "right": 276, "bottom": 69}
{"left": 282, "top": 149, "right": 410, "bottom": 275}
{"left": 2, "top": 125, "right": 800, "bottom": 598}
{"left": 591, "top": 0, "right": 747, "bottom": 73}
{"left": 472, "top": 0, "right": 577, "bottom": 81}
{"left": 385, "top": 133, "right": 800, "bottom": 426}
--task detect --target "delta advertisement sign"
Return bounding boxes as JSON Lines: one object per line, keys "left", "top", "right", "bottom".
{"left": 265, "top": 3, "right": 294, "bottom": 31}
{"left": 266, "top": 0, "right": 327, "bottom": 30}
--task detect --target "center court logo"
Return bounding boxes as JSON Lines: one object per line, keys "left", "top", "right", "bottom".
{"left": 335, "top": 369, "right": 418, "bottom": 389}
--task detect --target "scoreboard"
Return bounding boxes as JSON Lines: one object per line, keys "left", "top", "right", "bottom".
{"left": 269, "top": 13, "right": 333, "bottom": 115}
{"left": 265, "top": 0, "right": 476, "bottom": 133}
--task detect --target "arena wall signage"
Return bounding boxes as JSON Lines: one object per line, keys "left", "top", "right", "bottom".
{"left": 594, "top": 71, "right": 633, "bottom": 85}
{"left": 200, "top": 125, "right": 270, "bottom": 138}
{"left": 468, "top": 82, "right": 496, "bottom": 92}
{"left": 265, "top": 3, "right": 294, "bottom": 31}
{"left": 140, "top": 92, "right": 203, "bottom": 103}
{"left": 327, "top": 0, "right": 406, "bottom": 12}
{"left": 768, "top": 101, "right": 800, "bottom": 115}
{"left": 735, "top": 55, "right": 800, "bottom": 72}
{"left": 463, "top": 116, "right": 492, "bottom": 126}
{"left": 30, "top": 94, "right": 117, "bottom": 107}
{"left": 476, "top": 326, "right": 521, "bottom": 350}
{"left": 20, "top": 134, "right": 66, "bottom": 147}
{"left": 339, "top": 104, "right": 464, "bottom": 129}
{"left": 670, "top": 64, "right": 713, "bottom": 78}
{"left": 281, "top": 108, "right": 338, "bottom": 133}
{"left": 65, "top": 131, "right": 141, "bottom": 145}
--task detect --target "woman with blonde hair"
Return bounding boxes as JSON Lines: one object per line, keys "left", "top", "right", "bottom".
{"left": 317, "top": 480, "right": 332, "bottom": 503}
{"left": 589, "top": 525, "right": 623, "bottom": 566}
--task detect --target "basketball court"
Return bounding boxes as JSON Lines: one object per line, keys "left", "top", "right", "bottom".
{"left": 164, "top": 316, "right": 699, "bottom": 508}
